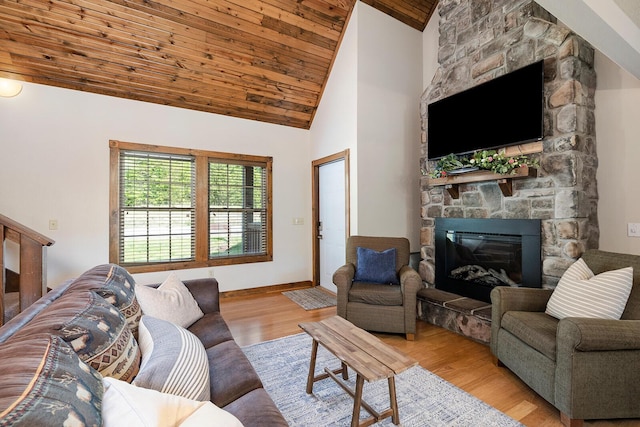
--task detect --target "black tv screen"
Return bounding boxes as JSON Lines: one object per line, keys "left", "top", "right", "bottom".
{"left": 427, "top": 60, "right": 544, "bottom": 160}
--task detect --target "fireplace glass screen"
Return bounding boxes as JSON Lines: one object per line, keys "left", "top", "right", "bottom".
{"left": 445, "top": 231, "right": 523, "bottom": 288}
{"left": 434, "top": 218, "right": 541, "bottom": 303}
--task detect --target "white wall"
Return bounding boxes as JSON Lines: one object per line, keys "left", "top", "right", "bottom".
{"left": 355, "top": 3, "right": 423, "bottom": 249}
{"left": 422, "top": 10, "right": 440, "bottom": 90}
{"left": 594, "top": 51, "right": 640, "bottom": 255}
{"left": 310, "top": 3, "right": 359, "bottom": 231}
{"left": 311, "top": 3, "right": 423, "bottom": 249}
{"left": 0, "top": 83, "right": 312, "bottom": 290}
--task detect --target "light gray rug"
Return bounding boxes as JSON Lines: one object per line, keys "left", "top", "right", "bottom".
{"left": 242, "top": 333, "right": 523, "bottom": 427}
{"left": 282, "top": 288, "right": 336, "bottom": 310}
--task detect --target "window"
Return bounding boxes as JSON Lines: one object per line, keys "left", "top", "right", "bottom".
{"left": 110, "top": 141, "right": 272, "bottom": 273}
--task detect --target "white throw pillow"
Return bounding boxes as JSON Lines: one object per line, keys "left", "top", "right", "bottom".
{"left": 133, "top": 315, "right": 210, "bottom": 401}
{"left": 102, "top": 377, "right": 244, "bottom": 427}
{"left": 135, "top": 272, "right": 204, "bottom": 328}
{"left": 546, "top": 258, "right": 633, "bottom": 320}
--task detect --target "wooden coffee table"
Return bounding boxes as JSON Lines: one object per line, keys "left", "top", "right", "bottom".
{"left": 299, "top": 316, "right": 418, "bottom": 427}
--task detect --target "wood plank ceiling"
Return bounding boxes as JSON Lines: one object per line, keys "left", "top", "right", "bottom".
{"left": 0, "top": 1, "right": 437, "bottom": 129}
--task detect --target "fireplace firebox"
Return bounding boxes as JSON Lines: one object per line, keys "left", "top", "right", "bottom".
{"left": 434, "top": 218, "right": 541, "bottom": 303}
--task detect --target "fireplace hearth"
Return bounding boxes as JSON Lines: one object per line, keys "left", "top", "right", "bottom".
{"left": 434, "top": 218, "right": 541, "bottom": 303}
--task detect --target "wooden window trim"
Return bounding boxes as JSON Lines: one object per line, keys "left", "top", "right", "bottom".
{"left": 109, "top": 140, "right": 273, "bottom": 274}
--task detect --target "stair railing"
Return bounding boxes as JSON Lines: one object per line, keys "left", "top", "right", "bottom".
{"left": 0, "top": 214, "right": 54, "bottom": 326}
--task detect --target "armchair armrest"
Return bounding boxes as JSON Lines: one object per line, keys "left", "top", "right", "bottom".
{"left": 491, "top": 286, "right": 553, "bottom": 317}
{"left": 333, "top": 263, "right": 355, "bottom": 318}
{"left": 554, "top": 317, "right": 640, "bottom": 418}
{"left": 490, "top": 286, "right": 553, "bottom": 355}
{"left": 399, "top": 265, "right": 422, "bottom": 300}
{"left": 558, "top": 318, "right": 640, "bottom": 352}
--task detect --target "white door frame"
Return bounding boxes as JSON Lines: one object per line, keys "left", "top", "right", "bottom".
{"left": 312, "top": 150, "right": 350, "bottom": 287}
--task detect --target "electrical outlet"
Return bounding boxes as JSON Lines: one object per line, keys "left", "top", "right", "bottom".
{"left": 208, "top": 268, "right": 215, "bottom": 278}
{"left": 49, "top": 219, "right": 58, "bottom": 230}
{"left": 628, "top": 223, "right": 640, "bottom": 237}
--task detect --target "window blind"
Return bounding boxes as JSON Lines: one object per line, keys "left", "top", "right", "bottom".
{"left": 119, "top": 150, "right": 195, "bottom": 264}
{"left": 209, "top": 162, "right": 267, "bottom": 258}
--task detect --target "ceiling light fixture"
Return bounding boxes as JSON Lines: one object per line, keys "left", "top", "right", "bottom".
{"left": 0, "top": 78, "right": 23, "bottom": 98}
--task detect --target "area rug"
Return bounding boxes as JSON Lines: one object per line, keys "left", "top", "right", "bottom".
{"left": 282, "top": 288, "right": 336, "bottom": 310}
{"left": 242, "top": 333, "right": 523, "bottom": 427}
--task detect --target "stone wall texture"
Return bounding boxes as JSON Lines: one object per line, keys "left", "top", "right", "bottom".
{"left": 420, "top": 0, "right": 598, "bottom": 288}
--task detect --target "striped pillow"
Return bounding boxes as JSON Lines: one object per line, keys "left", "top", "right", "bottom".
{"left": 133, "top": 315, "right": 210, "bottom": 401}
{"left": 546, "top": 258, "right": 633, "bottom": 320}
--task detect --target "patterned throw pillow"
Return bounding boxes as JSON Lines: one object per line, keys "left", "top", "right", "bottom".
{"left": 546, "top": 258, "right": 633, "bottom": 320}
{"left": 68, "top": 264, "right": 142, "bottom": 338}
{"left": 354, "top": 247, "right": 399, "bottom": 284}
{"left": 135, "top": 272, "right": 204, "bottom": 328}
{"left": 133, "top": 315, "right": 210, "bottom": 401}
{"left": 14, "top": 290, "right": 140, "bottom": 382}
{"left": 0, "top": 335, "right": 103, "bottom": 427}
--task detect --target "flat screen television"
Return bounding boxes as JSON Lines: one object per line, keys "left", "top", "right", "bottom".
{"left": 427, "top": 60, "right": 544, "bottom": 160}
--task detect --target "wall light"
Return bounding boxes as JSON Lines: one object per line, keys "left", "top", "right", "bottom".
{"left": 0, "top": 78, "right": 23, "bottom": 98}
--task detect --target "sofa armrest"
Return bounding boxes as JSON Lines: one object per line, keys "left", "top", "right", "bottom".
{"left": 333, "top": 264, "right": 355, "bottom": 318}
{"left": 557, "top": 318, "right": 640, "bottom": 352}
{"left": 182, "top": 278, "right": 221, "bottom": 314}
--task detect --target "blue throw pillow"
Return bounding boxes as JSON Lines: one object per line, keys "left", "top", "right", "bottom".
{"left": 353, "top": 247, "right": 399, "bottom": 285}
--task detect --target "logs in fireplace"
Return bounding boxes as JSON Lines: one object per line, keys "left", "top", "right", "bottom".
{"left": 434, "top": 218, "right": 541, "bottom": 303}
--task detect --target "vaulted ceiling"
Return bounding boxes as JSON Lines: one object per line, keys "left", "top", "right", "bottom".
{"left": 0, "top": 1, "right": 437, "bottom": 129}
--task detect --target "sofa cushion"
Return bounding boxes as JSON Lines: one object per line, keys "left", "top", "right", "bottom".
{"left": 348, "top": 282, "right": 403, "bottom": 306}
{"left": 68, "top": 264, "right": 142, "bottom": 338}
{"left": 207, "top": 340, "right": 263, "bottom": 408}
{"left": 501, "top": 311, "right": 559, "bottom": 360}
{"left": 133, "top": 315, "right": 210, "bottom": 401}
{"left": 546, "top": 258, "right": 633, "bottom": 320}
{"left": 103, "top": 377, "right": 242, "bottom": 427}
{"left": 136, "top": 272, "right": 204, "bottom": 328}
{"left": 188, "top": 312, "right": 235, "bottom": 349}
{"left": 354, "top": 247, "right": 399, "bottom": 285}
{"left": 0, "top": 335, "right": 103, "bottom": 426}
{"left": 12, "top": 290, "right": 140, "bottom": 382}
{"left": 223, "top": 388, "right": 287, "bottom": 427}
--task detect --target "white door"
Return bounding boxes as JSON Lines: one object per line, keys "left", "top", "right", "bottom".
{"left": 318, "top": 159, "right": 346, "bottom": 292}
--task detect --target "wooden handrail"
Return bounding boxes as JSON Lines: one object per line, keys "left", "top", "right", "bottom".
{"left": 0, "top": 214, "right": 54, "bottom": 247}
{"left": 0, "top": 214, "right": 55, "bottom": 326}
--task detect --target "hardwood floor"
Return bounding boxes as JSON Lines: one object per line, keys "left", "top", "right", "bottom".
{"left": 220, "top": 291, "right": 639, "bottom": 427}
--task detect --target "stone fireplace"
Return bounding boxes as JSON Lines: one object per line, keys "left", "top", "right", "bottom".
{"left": 419, "top": 0, "right": 599, "bottom": 291}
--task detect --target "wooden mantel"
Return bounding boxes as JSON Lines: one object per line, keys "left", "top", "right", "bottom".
{"left": 0, "top": 214, "right": 55, "bottom": 325}
{"left": 425, "top": 142, "right": 543, "bottom": 198}
{"left": 427, "top": 165, "right": 538, "bottom": 198}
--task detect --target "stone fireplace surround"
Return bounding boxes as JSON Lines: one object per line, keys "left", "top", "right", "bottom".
{"left": 418, "top": 0, "right": 598, "bottom": 291}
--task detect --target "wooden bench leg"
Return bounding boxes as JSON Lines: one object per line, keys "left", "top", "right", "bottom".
{"left": 351, "top": 375, "right": 365, "bottom": 427}
{"left": 388, "top": 376, "right": 400, "bottom": 425}
{"left": 306, "top": 339, "right": 319, "bottom": 394}
{"left": 341, "top": 361, "right": 349, "bottom": 380}
{"left": 406, "top": 333, "right": 415, "bottom": 341}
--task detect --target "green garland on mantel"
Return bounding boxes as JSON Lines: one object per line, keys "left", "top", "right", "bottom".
{"left": 429, "top": 150, "right": 539, "bottom": 179}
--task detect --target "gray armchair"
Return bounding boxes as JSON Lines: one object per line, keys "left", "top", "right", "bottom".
{"left": 491, "top": 249, "right": 640, "bottom": 426}
{"left": 332, "top": 236, "right": 422, "bottom": 340}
